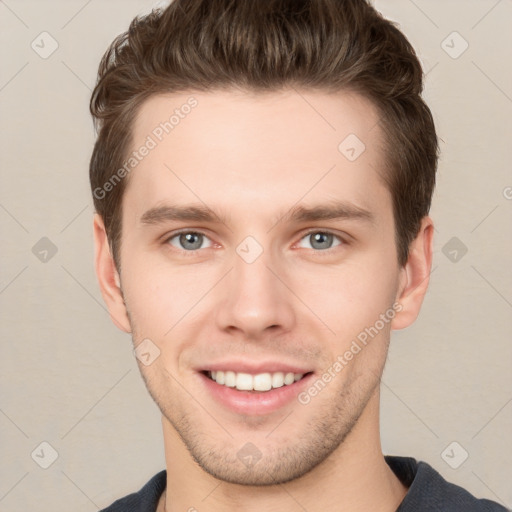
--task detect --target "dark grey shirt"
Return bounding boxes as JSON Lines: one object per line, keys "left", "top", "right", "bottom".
{"left": 100, "top": 456, "right": 509, "bottom": 511}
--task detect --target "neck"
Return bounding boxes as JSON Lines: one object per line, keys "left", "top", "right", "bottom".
{"left": 160, "top": 389, "right": 407, "bottom": 512}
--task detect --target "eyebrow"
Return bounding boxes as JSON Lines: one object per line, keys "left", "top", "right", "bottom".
{"left": 139, "top": 201, "right": 374, "bottom": 227}
{"left": 279, "top": 201, "right": 374, "bottom": 225}
{"left": 140, "top": 204, "right": 230, "bottom": 225}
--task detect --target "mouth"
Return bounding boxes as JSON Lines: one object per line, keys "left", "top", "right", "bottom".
{"left": 198, "top": 368, "right": 315, "bottom": 415}
{"left": 202, "top": 370, "right": 312, "bottom": 392}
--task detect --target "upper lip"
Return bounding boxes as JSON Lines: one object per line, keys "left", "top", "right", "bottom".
{"left": 197, "top": 360, "right": 314, "bottom": 375}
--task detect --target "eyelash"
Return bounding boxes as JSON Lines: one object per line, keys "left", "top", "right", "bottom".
{"left": 163, "top": 228, "right": 347, "bottom": 255}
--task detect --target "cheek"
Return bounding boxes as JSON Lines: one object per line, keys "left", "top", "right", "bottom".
{"left": 301, "top": 261, "right": 397, "bottom": 394}
{"left": 121, "top": 252, "right": 217, "bottom": 337}
{"left": 291, "top": 255, "right": 399, "bottom": 334}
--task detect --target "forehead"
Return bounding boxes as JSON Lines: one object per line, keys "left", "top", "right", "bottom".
{"left": 124, "top": 88, "right": 390, "bottom": 227}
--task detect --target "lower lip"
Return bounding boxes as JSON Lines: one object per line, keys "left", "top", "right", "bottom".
{"left": 198, "top": 372, "right": 314, "bottom": 416}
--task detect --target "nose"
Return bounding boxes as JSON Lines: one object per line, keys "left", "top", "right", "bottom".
{"left": 215, "top": 246, "right": 296, "bottom": 340}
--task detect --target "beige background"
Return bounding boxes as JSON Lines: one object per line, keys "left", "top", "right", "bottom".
{"left": 1, "top": 0, "right": 511, "bottom": 510}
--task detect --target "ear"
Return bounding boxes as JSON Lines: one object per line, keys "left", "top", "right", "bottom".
{"left": 391, "top": 216, "right": 434, "bottom": 330}
{"left": 93, "top": 214, "right": 131, "bottom": 333}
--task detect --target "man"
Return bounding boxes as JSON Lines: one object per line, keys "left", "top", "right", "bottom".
{"left": 89, "top": 0, "right": 508, "bottom": 510}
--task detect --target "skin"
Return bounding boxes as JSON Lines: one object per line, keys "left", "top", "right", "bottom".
{"left": 94, "top": 89, "right": 433, "bottom": 512}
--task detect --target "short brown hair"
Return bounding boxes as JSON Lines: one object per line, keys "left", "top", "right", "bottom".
{"left": 89, "top": 0, "right": 438, "bottom": 267}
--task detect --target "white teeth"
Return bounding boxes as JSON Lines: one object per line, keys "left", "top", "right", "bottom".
{"left": 208, "top": 370, "right": 305, "bottom": 391}
{"left": 224, "top": 371, "right": 236, "bottom": 387}
{"left": 271, "top": 372, "right": 284, "bottom": 388}
{"left": 253, "top": 373, "right": 272, "bottom": 391}
{"left": 236, "top": 373, "right": 253, "bottom": 391}
{"left": 284, "top": 372, "right": 295, "bottom": 385}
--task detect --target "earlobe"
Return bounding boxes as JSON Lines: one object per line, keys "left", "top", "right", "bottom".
{"left": 93, "top": 214, "right": 131, "bottom": 333}
{"left": 391, "top": 217, "right": 434, "bottom": 330}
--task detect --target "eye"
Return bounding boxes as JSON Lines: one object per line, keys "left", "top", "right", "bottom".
{"left": 297, "top": 231, "right": 343, "bottom": 251}
{"left": 167, "top": 231, "right": 213, "bottom": 251}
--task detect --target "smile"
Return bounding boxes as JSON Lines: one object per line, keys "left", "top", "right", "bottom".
{"left": 199, "top": 369, "right": 314, "bottom": 415}
{"left": 206, "top": 370, "right": 307, "bottom": 392}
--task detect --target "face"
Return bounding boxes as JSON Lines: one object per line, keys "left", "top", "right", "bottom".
{"left": 95, "top": 89, "right": 431, "bottom": 486}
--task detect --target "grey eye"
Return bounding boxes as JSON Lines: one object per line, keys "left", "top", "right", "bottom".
{"left": 298, "top": 232, "right": 342, "bottom": 251}
{"left": 168, "top": 232, "right": 211, "bottom": 251}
